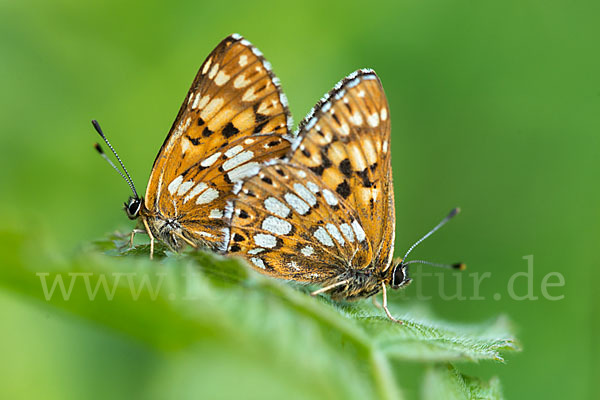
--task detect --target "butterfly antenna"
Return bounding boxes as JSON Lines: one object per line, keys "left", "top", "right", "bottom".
{"left": 91, "top": 120, "right": 139, "bottom": 198}
{"left": 403, "top": 260, "right": 466, "bottom": 270}
{"left": 401, "top": 208, "right": 461, "bottom": 263}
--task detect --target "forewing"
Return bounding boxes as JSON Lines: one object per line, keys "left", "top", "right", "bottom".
{"left": 289, "top": 69, "right": 395, "bottom": 268}
{"left": 226, "top": 163, "right": 373, "bottom": 282}
{"left": 145, "top": 33, "right": 292, "bottom": 212}
{"left": 143, "top": 34, "right": 292, "bottom": 247}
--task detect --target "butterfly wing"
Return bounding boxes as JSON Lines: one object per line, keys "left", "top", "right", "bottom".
{"left": 289, "top": 69, "right": 395, "bottom": 269}
{"left": 226, "top": 162, "right": 373, "bottom": 281}
{"left": 143, "top": 34, "right": 292, "bottom": 248}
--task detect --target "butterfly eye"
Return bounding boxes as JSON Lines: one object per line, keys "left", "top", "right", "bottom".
{"left": 391, "top": 263, "right": 411, "bottom": 289}
{"left": 124, "top": 197, "right": 141, "bottom": 220}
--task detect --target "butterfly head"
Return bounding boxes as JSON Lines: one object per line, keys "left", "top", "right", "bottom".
{"left": 92, "top": 120, "right": 143, "bottom": 220}
{"left": 124, "top": 196, "right": 142, "bottom": 220}
{"left": 389, "top": 260, "right": 412, "bottom": 290}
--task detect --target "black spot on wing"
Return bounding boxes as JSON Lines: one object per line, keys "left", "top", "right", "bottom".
{"left": 254, "top": 120, "right": 269, "bottom": 133}
{"left": 187, "top": 135, "right": 201, "bottom": 145}
{"left": 340, "top": 158, "right": 352, "bottom": 178}
{"left": 239, "top": 209, "right": 249, "bottom": 219}
{"left": 309, "top": 165, "right": 324, "bottom": 176}
{"left": 202, "top": 126, "right": 214, "bottom": 137}
{"left": 222, "top": 122, "right": 239, "bottom": 138}
{"left": 357, "top": 168, "right": 373, "bottom": 187}
{"left": 336, "top": 180, "right": 351, "bottom": 199}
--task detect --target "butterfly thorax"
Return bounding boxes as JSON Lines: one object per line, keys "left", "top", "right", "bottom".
{"left": 136, "top": 202, "right": 218, "bottom": 252}
{"left": 326, "top": 259, "right": 411, "bottom": 300}
{"left": 326, "top": 267, "right": 391, "bottom": 300}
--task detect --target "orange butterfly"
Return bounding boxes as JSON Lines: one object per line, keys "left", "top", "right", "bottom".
{"left": 224, "top": 69, "right": 463, "bottom": 322}
{"left": 93, "top": 34, "right": 292, "bottom": 257}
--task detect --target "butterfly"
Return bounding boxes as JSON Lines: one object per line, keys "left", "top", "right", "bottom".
{"left": 223, "top": 69, "right": 463, "bottom": 322}
{"left": 93, "top": 34, "right": 293, "bottom": 258}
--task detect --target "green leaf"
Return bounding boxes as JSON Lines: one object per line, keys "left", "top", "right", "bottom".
{"left": 0, "top": 230, "right": 521, "bottom": 400}
{"left": 422, "top": 364, "right": 504, "bottom": 400}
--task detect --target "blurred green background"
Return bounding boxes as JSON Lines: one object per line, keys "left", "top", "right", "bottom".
{"left": 1, "top": 0, "right": 598, "bottom": 398}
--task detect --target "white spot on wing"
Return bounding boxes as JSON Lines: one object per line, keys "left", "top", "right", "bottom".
{"left": 201, "top": 152, "right": 222, "bottom": 167}
{"left": 262, "top": 216, "right": 292, "bottom": 235}
{"left": 380, "top": 108, "right": 388, "bottom": 121}
{"left": 288, "top": 261, "right": 300, "bottom": 271}
{"left": 234, "top": 74, "right": 251, "bottom": 88}
{"left": 254, "top": 233, "right": 277, "bottom": 248}
{"left": 223, "top": 150, "right": 254, "bottom": 171}
{"left": 197, "top": 94, "right": 210, "bottom": 109}
{"left": 224, "top": 145, "right": 244, "bottom": 158}
{"left": 202, "top": 58, "right": 212, "bottom": 75}
{"left": 176, "top": 180, "right": 194, "bottom": 196}
{"left": 349, "top": 112, "right": 363, "bottom": 126}
{"left": 168, "top": 176, "right": 183, "bottom": 195}
{"left": 228, "top": 162, "right": 260, "bottom": 182}
{"left": 181, "top": 136, "right": 190, "bottom": 154}
{"left": 306, "top": 181, "right": 320, "bottom": 193}
{"left": 195, "top": 187, "right": 219, "bottom": 204}
{"left": 301, "top": 246, "right": 314, "bottom": 257}
{"left": 242, "top": 87, "right": 257, "bottom": 102}
{"left": 314, "top": 226, "right": 334, "bottom": 247}
{"left": 200, "top": 98, "right": 224, "bottom": 120}
{"left": 209, "top": 209, "right": 223, "bottom": 219}
{"left": 184, "top": 182, "right": 208, "bottom": 203}
{"left": 192, "top": 92, "right": 202, "bottom": 109}
{"left": 208, "top": 63, "right": 219, "bottom": 79}
{"left": 248, "top": 248, "right": 265, "bottom": 255}
{"left": 238, "top": 54, "right": 248, "bottom": 66}
{"left": 264, "top": 197, "right": 290, "bottom": 218}
{"left": 284, "top": 192, "right": 309, "bottom": 215}
{"left": 340, "top": 223, "right": 355, "bottom": 243}
{"left": 367, "top": 112, "right": 380, "bottom": 127}
{"left": 293, "top": 183, "right": 317, "bottom": 206}
{"left": 322, "top": 189, "right": 338, "bottom": 207}
{"left": 215, "top": 70, "right": 230, "bottom": 86}
{"left": 340, "top": 123, "right": 350, "bottom": 135}
{"left": 195, "top": 231, "right": 214, "bottom": 238}
{"left": 326, "top": 223, "right": 345, "bottom": 246}
{"left": 351, "top": 219, "right": 367, "bottom": 242}
{"left": 251, "top": 257, "right": 266, "bottom": 269}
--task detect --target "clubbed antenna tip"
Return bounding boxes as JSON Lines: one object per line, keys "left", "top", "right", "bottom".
{"left": 449, "top": 207, "right": 461, "bottom": 218}
{"left": 453, "top": 263, "right": 466, "bottom": 271}
{"left": 90, "top": 119, "right": 139, "bottom": 198}
{"left": 94, "top": 143, "right": 104, "bottom": 154}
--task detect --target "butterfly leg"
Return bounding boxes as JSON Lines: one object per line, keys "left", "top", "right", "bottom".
{"left": 129, "top": 229, "right": 147, "bottom": 248}
{"left": 142, "top": 218, "right": 155, "bottom": 260}
{"left": 173, "top": 231, "right": 198, "bottom": 249}
{"left": 381, "top": 282, "right": 402, "bottom": 324}
{"left": 372, "top": 295, "right": 382, "bottom": 309}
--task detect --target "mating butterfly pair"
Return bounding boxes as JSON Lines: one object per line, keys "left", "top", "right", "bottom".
{"left": 93, "top": 34, "right": 462, "bottom": 322}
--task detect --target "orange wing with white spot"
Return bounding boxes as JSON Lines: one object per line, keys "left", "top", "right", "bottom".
{"left": 226, "top": 162, "right": 373, "bottom": 281}
{"left": 289, "top": 69, "right": 395, "bottom": 270}
{"left": 226, "top": 69, "right": 394, "bottom": 280}
{"left": 142, "top": 34, "right": 292, "bottom": 249}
